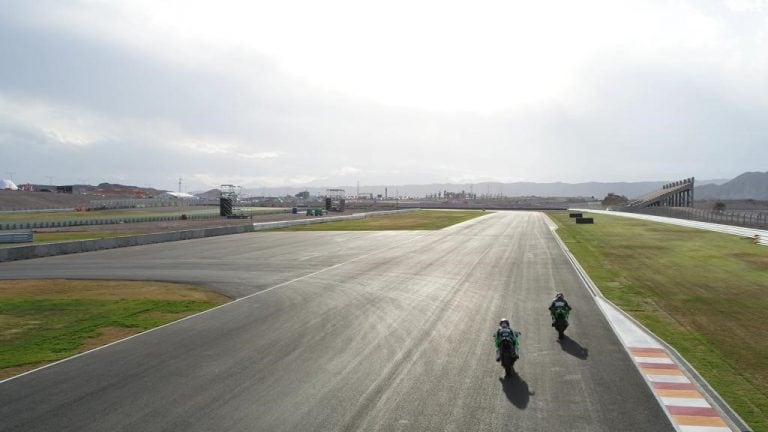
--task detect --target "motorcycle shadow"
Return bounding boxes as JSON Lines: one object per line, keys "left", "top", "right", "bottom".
{"left": 557, "top": 336, "right": 588, "bottom": 360}
{"left": 498, "top": 374, "right": 534, "bottom": 409}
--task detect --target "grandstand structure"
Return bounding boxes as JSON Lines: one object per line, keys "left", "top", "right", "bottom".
{"left": 624, "top": 177, "right": 694, "bottom": 209}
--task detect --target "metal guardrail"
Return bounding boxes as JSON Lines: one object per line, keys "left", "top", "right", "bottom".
{"left": 0, "top": 209, "right": 291, "bottom": 231}
{"left": 623, "top": 206, "right": 768, "bottom": 230}
{"left": 0, "top": 232, "right": 33, "bottom": 243}
{"left": 572, "top": 209, "right": 768, "bottom": 247}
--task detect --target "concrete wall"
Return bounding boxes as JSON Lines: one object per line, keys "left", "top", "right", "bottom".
{"left": 0, "top": 224, "right": 256, "bottom": 262}
{"left": 0, "top": 209, "right": 420, "bottom": 262}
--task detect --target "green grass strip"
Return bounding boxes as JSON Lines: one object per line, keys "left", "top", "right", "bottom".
{"left": 0, "top": 280, "right": 230, "bottom": 379}
{"left": 548, "top": 211, "right": 768, "bottom": 430}
{"left": 274, "top": 210, "right": 488, "bottom": 231}
{"left": 1, "top": 297, "right": 223, "bottom": 372}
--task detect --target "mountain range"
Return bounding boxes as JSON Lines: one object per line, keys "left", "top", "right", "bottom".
{"left": 694, "top": 171, "right": 768, "bottom": 200}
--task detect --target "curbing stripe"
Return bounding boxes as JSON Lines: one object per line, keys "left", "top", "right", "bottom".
{"left": 654, "top": 382, "right": 697, "bottom": 390}
{"left": 662, "top": 398, "right": 715, "bottom": 408}
{"left": 650, "top": 375, "right": 695, "bottom": 384}
{"left": 674, "top": 416, "right": 729, "bottom": 427}
{"left": 638, "top": 362, "right": 680, "bottom": 369}
{"left": 668, "top": 406, "right": 721, "bottom": 417}
{"left": 629, "top": 346, "right": 733, "bottom": 429}
{"left": 679, "top": 426, "right": 732, "bottom": 432}
{"left": 657, "top": 389, "right": 706, "bottom": 398}
{"left": 642, "top": 368, "right": 686, "bottom": 376}
{"left": 635, "top": 356, "right": 675, "bottom": 364}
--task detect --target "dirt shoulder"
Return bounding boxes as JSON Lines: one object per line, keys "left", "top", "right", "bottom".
{"left": 0, "top": 190, "right": 93, "bottom": 211}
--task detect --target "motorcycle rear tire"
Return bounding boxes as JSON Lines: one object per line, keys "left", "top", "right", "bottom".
{"left": 555, "top": 316, "right": 568, "bottom": 340}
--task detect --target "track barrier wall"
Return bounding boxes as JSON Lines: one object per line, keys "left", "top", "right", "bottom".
{"left": 0, "top": 209, "right": 420, "bottom": 262}
{"left": 0, "top": 225, "right": 256, "bottom": 262}
{"left": 625, "top": 207, "right": 768, "bottom": 230}
{"left": 0, "top": 209, "right": 291, "bottom": 231}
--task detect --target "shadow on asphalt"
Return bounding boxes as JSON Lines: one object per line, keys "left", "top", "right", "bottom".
{"left": 499, "top": 374, "right": 534, "bottom": 409}
{"left": 558, "top": 336, "right": 589, "bottom": 360}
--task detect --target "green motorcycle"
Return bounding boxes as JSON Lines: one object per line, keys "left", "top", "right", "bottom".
{"left": 553, "top": 308, "right": 569, "bottom": 340}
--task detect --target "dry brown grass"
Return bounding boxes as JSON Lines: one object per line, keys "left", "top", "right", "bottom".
{"left": 78, "top": 327, "right": 144, "bottom": 351}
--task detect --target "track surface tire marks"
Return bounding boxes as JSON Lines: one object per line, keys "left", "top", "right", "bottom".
{"left": 0, "top": 212, "right": 674, "bottom": 431}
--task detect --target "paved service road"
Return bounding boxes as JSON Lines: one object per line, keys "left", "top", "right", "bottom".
{"left": 0, "top": 211, "right": 674, "bottom": 431}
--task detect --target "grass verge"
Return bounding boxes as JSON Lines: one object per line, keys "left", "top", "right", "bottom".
{"left": 0, "top": 280, "right": 230, "bottom": 380}
{"left": 274, "top": 210, "right": 488, "bottom": 231}
{"left": 548, "top": 211, "right": 768, "bottom": 430}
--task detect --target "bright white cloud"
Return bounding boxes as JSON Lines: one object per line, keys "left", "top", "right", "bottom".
{"left": 191, "top": 173, "right": 319, "bottom": 190}
{"left": 0, "top": 96, "right": 104, "bottom": 147}
{"left": 185, "top": 141, "right": 280, "bottom": 159}
{"left": 333, "top": 167, "right": 362, "bottom": 176}
{"left": 23, "top": 0, "right": 759, "bottom": 112}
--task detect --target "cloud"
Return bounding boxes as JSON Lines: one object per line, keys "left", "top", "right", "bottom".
{"left": 0, "top": 0, "right": 766, "bottom": 190}
{"left": 332, "top": 167, "right": 362, "bottom": 176}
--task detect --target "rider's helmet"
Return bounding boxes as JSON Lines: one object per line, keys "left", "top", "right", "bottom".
{"left": 556, "top": 292, "right": 564, "bottom": 300}
{"left": 499, "top": 318, "right": 510, "bottom": 328}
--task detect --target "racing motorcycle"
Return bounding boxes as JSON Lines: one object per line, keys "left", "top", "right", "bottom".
{"left": 553, "top": 308, "right": 569, "bottom": 340}
{"left": 498, "top": 331, "right": 521, "bottom": 378}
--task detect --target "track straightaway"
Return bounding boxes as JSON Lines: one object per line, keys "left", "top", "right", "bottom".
{"left": 0, "top": 211, "right": 674, "bottom": 431}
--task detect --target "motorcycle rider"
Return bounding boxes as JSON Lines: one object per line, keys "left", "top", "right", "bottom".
{"left": 549, "top": 292, "right": 572, "bottom": 326}
{"left": 494, "top": 318, "right": 520, "bottom": 361}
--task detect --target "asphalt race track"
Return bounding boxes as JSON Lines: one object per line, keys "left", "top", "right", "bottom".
{"left": 0, "top": 211, "right": 675, "bottom": 431}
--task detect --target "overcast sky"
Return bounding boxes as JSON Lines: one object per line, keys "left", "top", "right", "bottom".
{"left": 1, "top": 0, "right": 766, "bottom": 192}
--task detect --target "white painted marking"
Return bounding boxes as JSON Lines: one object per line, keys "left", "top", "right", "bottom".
{"left": 660, "top": 397, "right": 711, "bottom": 408}
{"left": 678, "top": 426, "right": 732, "bottom": 432}
{"left": 647, "top": 375, "right": 692, "bottom": 383}
{"left": 634, "top": 356, "right": 674, "bottom": 364}
{"left": 594, "top": 298, "right": 662, "bottom": 348}
{"left": 298, "top": 253, "right": 321, "bottom": 261}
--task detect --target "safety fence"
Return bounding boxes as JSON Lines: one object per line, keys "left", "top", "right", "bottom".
{"left": 573, "top": 208, "right": 768, "bottom": 247}
{"left": 0, "top": 209, "right": 290, "bottom": 231}
{"left": 624, "top": 206, "right": 768, "bottom": 230}
{"left": 88, "top": 198, "right": 220, "bottom": 209}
